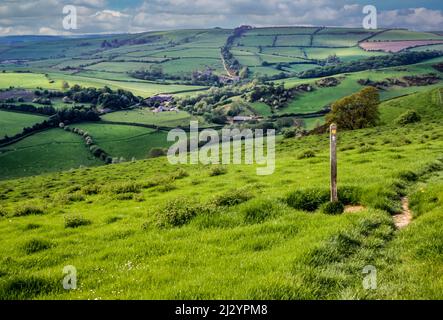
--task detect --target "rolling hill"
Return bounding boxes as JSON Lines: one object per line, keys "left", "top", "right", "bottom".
{"left": 0, "top": 26, "right": 443, "bottom": 300}
{"left": 0, "top": 87, "right": 442, "bottom": 299}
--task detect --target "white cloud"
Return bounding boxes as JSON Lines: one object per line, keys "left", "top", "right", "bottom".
{"left": 0, "top": 1, "right": 442, "bottom": 35}
{"left": 379, "top": 8, "right": 443, "bottom": 30}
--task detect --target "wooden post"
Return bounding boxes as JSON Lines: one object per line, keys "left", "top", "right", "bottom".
{"left": 330, "top": 123, "right": 338, "bottom": 202}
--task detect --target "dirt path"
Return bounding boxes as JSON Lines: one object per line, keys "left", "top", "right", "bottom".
{"left": 393, "top": 197, "right": 413, "bottom": 229}
{"left": 220, "top": 53, "right": 237, "bottom": 78}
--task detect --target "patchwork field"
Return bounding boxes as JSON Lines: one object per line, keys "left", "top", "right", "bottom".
{"left": 360, "top": 40, "right": 443, "bottom": 53}
{"left": 102, "top": 110, "right": 204, "bottom": 127}
{"left": 73, "top": 123, "right": 170, "bottom": 161}
{"left": 0, "top": 25, "right": 443, "bottom": 302}
{"left": 0, "top": 88, "right": 442, "bottom": 299}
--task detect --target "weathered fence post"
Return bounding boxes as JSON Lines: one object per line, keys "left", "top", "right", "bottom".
{"left": 330, "top": 123, "right": 338, "bottom": 202}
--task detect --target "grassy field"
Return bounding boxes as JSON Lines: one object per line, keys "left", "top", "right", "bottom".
{"left": 0, "top": 73, "right": 62, "bottom": 90}
{"left": 0, "top": 72, "right": 208, "bottom": 98}
{"left": 0, "top": 110, "right": 47, "bottom": 137}
{"left": 101, "top": 110, "right": 203, "bottom": 127}
{"left": 0, "top": 88, "right": 442, "bottom": 299}
{"left": 73, "top": 123, "right": 170, "bottom": 161}
{"left": 303, "top": 47, "right": 386, "bottom": 62}
{"left": 275, "top": 58, "right": 443, "bottom": 114}
{"left": 369, "top": 30, "right": 443, "bottom": 41}
{"left": 1, "top": 27, "right": 443, "bottom": 300}
{"left": 0, "top": 129, "right": 101, "bottom": 180}
{"left": 248, "top": 102, "right": 273, "bottom": 117}
{"left": 46, "top": 73, "right": 208, "bottom": 98}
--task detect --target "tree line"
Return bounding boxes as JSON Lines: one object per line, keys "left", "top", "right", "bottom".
{"left": 0, "top": 103, "right": 57, "bottom": 116}
{"left": 298, "top": 51, "right": 443, "bottom": 79}
{"left": 221, "top": 25, "right": 252, "bottom": 76}
{"left": 63, "top": 126, "right": 112, "bottom": 164}
{"left": 0, "top": 108, "right": 101, "bottom": 146}
{"left": 65, "top": 85, "right": 140, "bottom": 110}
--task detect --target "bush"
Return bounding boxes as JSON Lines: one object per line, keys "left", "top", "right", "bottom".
{"left": 326, "top": 87, "right": 380, "bottom": 130}
{"left": 321, "top": 201, "right": 344, "bottom": 215}
{"left": 282, "top": 127, "right": 298, "bottom": 139}
{"left": 156, "top": 198, "right": 205, "bottom": 227}
{"left": 395, "top": 110, "right": 421, "bottom": 125}
{"left": 241, "top": 199, "right": 280, "bottom": 224}
{"left": 13, "top": 204, "right": 45, "bottom": 217}
{"left": 286, "top": 188, "right": 329, "bottom": 211}
{"left": 149, "top": 147, "right": 167, "bottom": 158}
{"left": 21, "top": 239, "right": 52, "bottom": 254}
{"left": 297, "top": 149, "right": 316, "bottom": 159}
{"left": 64, "top": 215, "right": 91, "bottom": 228}
{"left": 209, "top": 165, "right": 228, "bottom": 177}
{"left": 211, "top": 188, "right": 253, "bottom": 207}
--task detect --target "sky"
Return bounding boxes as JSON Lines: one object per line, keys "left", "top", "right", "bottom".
{"left": 0, "top": 0, "right": 443, "bottom": 36}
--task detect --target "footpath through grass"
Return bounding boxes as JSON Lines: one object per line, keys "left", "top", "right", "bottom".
{"left": 0, "top": 88, "right": 442, "bottom": 299}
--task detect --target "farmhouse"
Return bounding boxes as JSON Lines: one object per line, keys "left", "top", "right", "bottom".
{"left": 232, "top": 116, "right": 254, "bottom": 123}
{"left": 144, "top": 94, "right": 173, "bottom": 105}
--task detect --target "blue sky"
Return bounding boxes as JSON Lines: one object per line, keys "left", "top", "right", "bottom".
{"left": 0, "top": 0, "right": 443, "bottom": 35}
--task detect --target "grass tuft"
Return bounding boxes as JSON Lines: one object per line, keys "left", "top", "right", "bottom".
{"left": 64, "top": 215, "right": 91, "bottom": 228}
{"left": 0, "top": 276, "right": 61, "bottom": 300}
{"left": 13, "top": 203, "right": 45, "bottom": 217}
{"left": 297, "top": 149, "right": 316, "bottom": 159}
{"left": 209, "top": 166, "right": 228, "bottom": 177}
{"left": 20, "top": 239, "right": 52, "bottom": 254}
{"left": 241, "top": 198, "right": 282, "bottom": 224}
{"left": 321, "top": 201, "right": 345, "bottom": 215}
{"left": 211, "top": 188, "right": 253, "bottom": 207}
{"left": 155, "top": 198, "right": 206, "bottom": 228}
{"left": 286, "top": 188, "right": 329, "bottom": 212}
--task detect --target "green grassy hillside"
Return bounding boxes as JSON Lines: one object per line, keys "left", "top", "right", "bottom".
{"left": 0, "top": 88, "right": 442, "bottom": 299}
{"left": 0, "top": 129, "right": 102, "bottom": 180}
{"left": 2, "top": 26, "right": 443, "bottom": 180}
{"left": 0, "top": 110, "right": 48, "bottom": 137}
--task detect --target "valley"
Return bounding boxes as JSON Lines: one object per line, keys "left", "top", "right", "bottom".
{"left": 0, "top": 26, "right": 442, "bottom": 300}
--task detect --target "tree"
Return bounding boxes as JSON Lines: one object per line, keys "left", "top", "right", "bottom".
{"left": 326, "top": 87, "right": 380, "bottom": 130}
{"left": 62, "top": 81, "right": 70, "bottom": 90}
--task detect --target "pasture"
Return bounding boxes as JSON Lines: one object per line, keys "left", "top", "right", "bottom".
{"left": 0, "top": 73, "right": 61, "bottom": 90}
{"left": 0, "top": 129, "right": 101, "bottom": 180}
{"left": 73, "top": 123, "right": 170, "bottom": 161}
{"left": 1, "top": 24, "right": 443, "bottom": 300}
{"left": 101, "top": 110, "right": 200, "bottom": 127}
{"left": 0, "top": 110, "right": 47, "bottom": 138}
{"left": 0, "top": 88, "right": 442, "bottom": 298}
